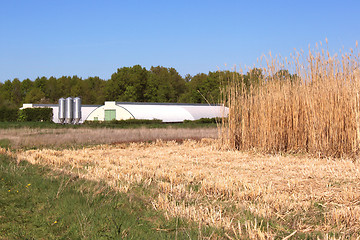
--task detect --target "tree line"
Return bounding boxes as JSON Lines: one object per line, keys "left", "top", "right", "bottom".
{"left": 0, "top": 65, "right": 297, "bottom": 108}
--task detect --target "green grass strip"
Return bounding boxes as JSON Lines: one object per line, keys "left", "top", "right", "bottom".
{"left": 0, "top": 154, "right": 219, "bottom": 239}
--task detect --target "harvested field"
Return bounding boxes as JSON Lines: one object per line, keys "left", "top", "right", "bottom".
{"left": 15, "top": 139, "right": 360, "bottom": 239}
{"left": 0, "top": 127, "right": 218, "bottom": 148}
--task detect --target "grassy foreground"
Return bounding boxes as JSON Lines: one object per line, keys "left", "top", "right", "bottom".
{"left": 0, "top": 154, "right": 218, "bottom": 239}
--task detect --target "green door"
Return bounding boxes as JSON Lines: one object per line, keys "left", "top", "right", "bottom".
{"left": 105, "top": 109, "right": 116, "bottom": 121}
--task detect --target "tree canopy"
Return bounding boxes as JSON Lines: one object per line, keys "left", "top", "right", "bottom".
{"left": 0, "top": 65, "right": 297, "bottom": 108}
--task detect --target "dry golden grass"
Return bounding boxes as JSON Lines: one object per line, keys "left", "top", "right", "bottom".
{"left": 15, "top": 139, "right": 360, "bottom": 238}
{"left": 0, "top": 127, "right": 218, "bottom": 148}
{"left": 223, "top": 42, "right": 360, "bottom": 158}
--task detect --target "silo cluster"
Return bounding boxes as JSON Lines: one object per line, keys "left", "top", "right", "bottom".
{"left": 58, "top": 97, "right": 82, "bottom": 124}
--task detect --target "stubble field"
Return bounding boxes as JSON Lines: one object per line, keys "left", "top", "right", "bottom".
{"left": 10, "top": 137, "right": 360, "bottom": 239}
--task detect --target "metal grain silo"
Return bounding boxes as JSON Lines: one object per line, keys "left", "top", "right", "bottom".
{"left": 58, "top": 98, "right": 66, "bottom": 124}
{"left": 65, "top": 97, "right": 73, "bottom": 124}
{"left": 73, "top": 97, "right": 82, "bottom": 124}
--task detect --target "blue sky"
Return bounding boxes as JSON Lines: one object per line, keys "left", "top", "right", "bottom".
{"left": 0, "top": 0, "right": 359, "bottom": 82}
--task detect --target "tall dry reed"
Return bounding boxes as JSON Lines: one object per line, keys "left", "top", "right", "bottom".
{"left": 223, "top": 41, "right": 360, "bottom": 157}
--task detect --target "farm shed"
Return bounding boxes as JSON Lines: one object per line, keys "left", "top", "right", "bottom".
{"left": 21, "top": 100, "right": 228, "bottom": 123}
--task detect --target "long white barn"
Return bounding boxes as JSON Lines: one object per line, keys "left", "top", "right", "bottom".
{"left": 21, "top": 101, "right": 228, "bottom": 123}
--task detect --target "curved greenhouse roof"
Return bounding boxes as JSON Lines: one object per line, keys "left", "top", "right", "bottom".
{"left": 116, "top": 102, "right": 228, "bottom": 122}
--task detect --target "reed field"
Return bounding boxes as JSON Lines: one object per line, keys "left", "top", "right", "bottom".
{"left": 9, "top": 139, "right": 359, "bottom": 239}
{"left": 222, "top": 41, "right": 360, "bottom": 158}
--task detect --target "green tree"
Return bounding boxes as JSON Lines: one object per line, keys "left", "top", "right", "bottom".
{"left": 57, "top": 76, "right": 73, "bottom": 98}
{"left": 179, "top": 71, "right": 232, "bottom": 103}
{"left": 83, "top": 77, "right": 106, "bottom": 104}
{"left": 145, "top": 66, "right": 186, "bottom": 102}
{"left": 21, "top": 79, "right": 33, "bottom": 100}
{"left": 44, "top": 76, "right": 60, "bottom": 101}
{"left": 11, "top": 78, "right": 23, "bottom": 106}
{"left": 106, "top": 65, "right": 148, "bottom": 102}
{"left": 34, "top": 77, "right": 48, "bottom": 93}
{"left": 24, "top": 88, "right": 46, "bottom": 103}
{"left": 1, "top": 80, "right": 13, "bottom": 103}
{"left": 0, "top": 81, "right": 16, "bottom": 108}
{"left": 181, "top": 73, "right": 208, "bottom": 103}
{"left": 70, "top": 76, "right": 84, "bottom": 97}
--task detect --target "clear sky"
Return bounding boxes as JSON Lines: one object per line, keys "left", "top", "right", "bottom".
{"left": 0, "top": 0, "right": 359, "bottom": 82}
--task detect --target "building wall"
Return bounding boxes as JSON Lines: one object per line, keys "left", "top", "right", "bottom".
{"left": 85, "top": 101, "right": 134, "bottom": 121}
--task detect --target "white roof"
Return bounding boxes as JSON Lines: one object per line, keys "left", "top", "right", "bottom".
{"left": 117, "top": 103, "right": 228, "bottom": 122}
{"left": 182, "top": 105, "right": 228, "bottom": 120}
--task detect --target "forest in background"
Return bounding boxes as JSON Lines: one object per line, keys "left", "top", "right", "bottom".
{"left": 0, "top": 65, "right": 296, "bottom": 108}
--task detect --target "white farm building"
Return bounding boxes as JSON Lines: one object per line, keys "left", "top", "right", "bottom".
{"left": 21, "top": 100, "right": 229, "bottom": 124}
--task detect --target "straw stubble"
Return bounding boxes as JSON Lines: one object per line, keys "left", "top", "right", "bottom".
{"left": 14, "top": 139, "right": 360, "bottom": 237}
